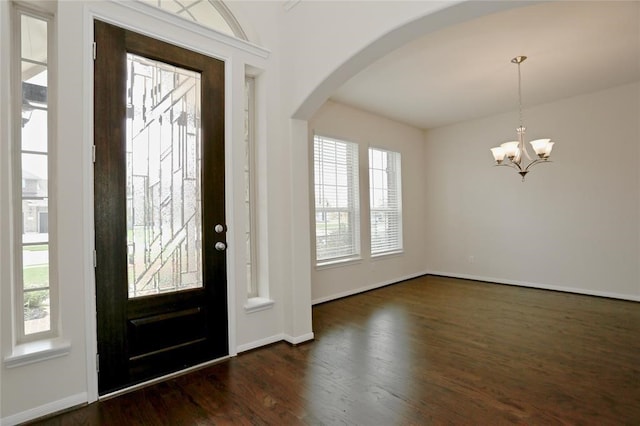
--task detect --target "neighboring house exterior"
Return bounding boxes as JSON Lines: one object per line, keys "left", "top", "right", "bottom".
{"left": 22, "top": 170, "right": 48, "bottom": 234}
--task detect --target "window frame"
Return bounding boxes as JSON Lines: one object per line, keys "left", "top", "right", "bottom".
{"left": 141, "top": 0, "right": 248, "bottom": 40}
{"left": 244, "top": 75, "right": 258, "bottom": 298}
{"left": 12, "top": 4, "right": 58, "bottom": 343}
{"left": 243, "top": 70, "right": 274, "bottom": 313}
{"left": 368, "top": 147, "right": 403, "bottom": 257}
{"left": 313, "top": 134, "right": 361, "bottom": 265}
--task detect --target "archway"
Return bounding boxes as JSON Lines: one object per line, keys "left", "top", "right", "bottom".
{"left": 292, "top": 1, "right": 541, "bottom": 121}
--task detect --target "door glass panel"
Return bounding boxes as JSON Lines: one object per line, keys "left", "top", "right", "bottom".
{"left": 126, "top": 53, "right": 202, "bottom": 298}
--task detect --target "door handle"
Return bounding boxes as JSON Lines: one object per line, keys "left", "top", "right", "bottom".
{"left": 215, "top": 242, "right": 227, "bottom": 251}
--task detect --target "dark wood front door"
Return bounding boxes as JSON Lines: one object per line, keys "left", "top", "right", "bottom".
{"left": 94, "top": 20, "right": 228, "bottom": 395}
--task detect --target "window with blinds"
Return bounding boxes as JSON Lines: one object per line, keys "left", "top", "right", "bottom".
{"left": 369, "top": 148, "right": 402, "bottom": 255}
{"left": 313, "top": 135, "right": 360, "bottom": 263}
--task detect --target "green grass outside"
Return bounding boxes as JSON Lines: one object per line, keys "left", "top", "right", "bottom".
{"left": 23, "top": 265, "right": 49, "bottom": 289}
{"left": 24, "top": 244, "right": 48, "bottom": 252}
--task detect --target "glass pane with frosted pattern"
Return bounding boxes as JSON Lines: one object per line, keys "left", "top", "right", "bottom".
{"left": 126, "top": 53, "right": 203, "bottom": 298}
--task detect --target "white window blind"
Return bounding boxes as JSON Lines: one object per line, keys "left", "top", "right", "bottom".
{"left": 313, "top": 135, "right": 360, "bottom": 263}
{"left": 369, "top": 148, "right": 402, "bottom": 255}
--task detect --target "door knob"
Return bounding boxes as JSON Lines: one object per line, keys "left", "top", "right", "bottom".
{"left": 215, "top": 242, "right": 227, "bottom": 251}
{"left": 214, "top": 224, "right": 225, "bottom": 233}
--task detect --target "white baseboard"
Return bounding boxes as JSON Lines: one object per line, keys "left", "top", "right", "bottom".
{"left": 236, "top": 333, "right": 286, "bottom": 353}
{"left": 425, "top": 270, "right": 640, "bottom": 302}
{"left": 236, "top": 331, "right": 315, "bottom": 353}
{"left": 311, "top": 270, "right": 429, "bottom": 305}
{"left": 1, "top": 392, "right": 87, "bottom": 426}
{"left": 283, "top": 332, "right": 314, "bottom": 345}
{"left": 311, "top": 269, "right": 639, "bottom": 304}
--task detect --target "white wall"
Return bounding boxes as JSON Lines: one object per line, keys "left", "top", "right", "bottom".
{"left": 309, "top": 101, "right": 427, "bottom": 303}
{"left": 424, "top": 82, "right": 640, "bottom": 300}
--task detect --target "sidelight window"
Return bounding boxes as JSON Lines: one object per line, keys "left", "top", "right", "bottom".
{"left": 14, "top": 8, "right": 56, "bottom": 341}
{"left": 244, "top": 76, "right": 258, "bottom": 298}
{"left": 243, "top": 71, "right": 273, "bottom": 312}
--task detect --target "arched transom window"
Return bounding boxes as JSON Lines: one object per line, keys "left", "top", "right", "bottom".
{"left": 141, "top": 0, "right": 247, "bottom": 40}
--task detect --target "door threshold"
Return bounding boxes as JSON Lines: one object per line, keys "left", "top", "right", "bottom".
{"left": 99, "top": 355, "right": 232, "bottom": 401}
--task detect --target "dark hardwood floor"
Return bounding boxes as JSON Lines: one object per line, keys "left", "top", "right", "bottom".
{"left": 29, "top": 276, "right": 640, "bottom": 425}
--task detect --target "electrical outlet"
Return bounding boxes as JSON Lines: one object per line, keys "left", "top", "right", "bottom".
{"left": 468, "top": 255, "right": 475, "bottom": 264}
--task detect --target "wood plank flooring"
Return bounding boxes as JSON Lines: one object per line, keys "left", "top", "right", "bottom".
{"left": 29, "top": 276, "right": 640, "bottom": 425}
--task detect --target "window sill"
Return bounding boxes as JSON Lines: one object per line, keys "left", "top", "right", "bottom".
{"left": 4, "top": 337, "right": 71, "bottom": 369}
{"left": 244, "top": 297, "right": 275, "bottom": 314}
{"left": 316, "top": 257, "right": 362, "bottom": 270}
{"left": 371, "top": 250, "right": 404, "bottom": 260}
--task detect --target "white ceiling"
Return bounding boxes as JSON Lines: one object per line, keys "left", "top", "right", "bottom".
{"left": 330, "top": 1, "right": 640, "bottom": 130}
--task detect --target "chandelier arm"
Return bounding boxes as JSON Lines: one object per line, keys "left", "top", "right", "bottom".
{"left": 523, "top": 159, "right": 551, "bottom": 173}
{"left": 510, "top": 159, "right": 524, "bottom": 172}
{"left": 495, "top": 162, "right": 522, "bottom": 172}
{"left": 518, "top": 126, "right": 533, "bottom": 162}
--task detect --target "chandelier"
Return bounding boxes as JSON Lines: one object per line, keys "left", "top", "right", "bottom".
{"left": 490, "top": 56, "right": 554, "bottom": 181}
